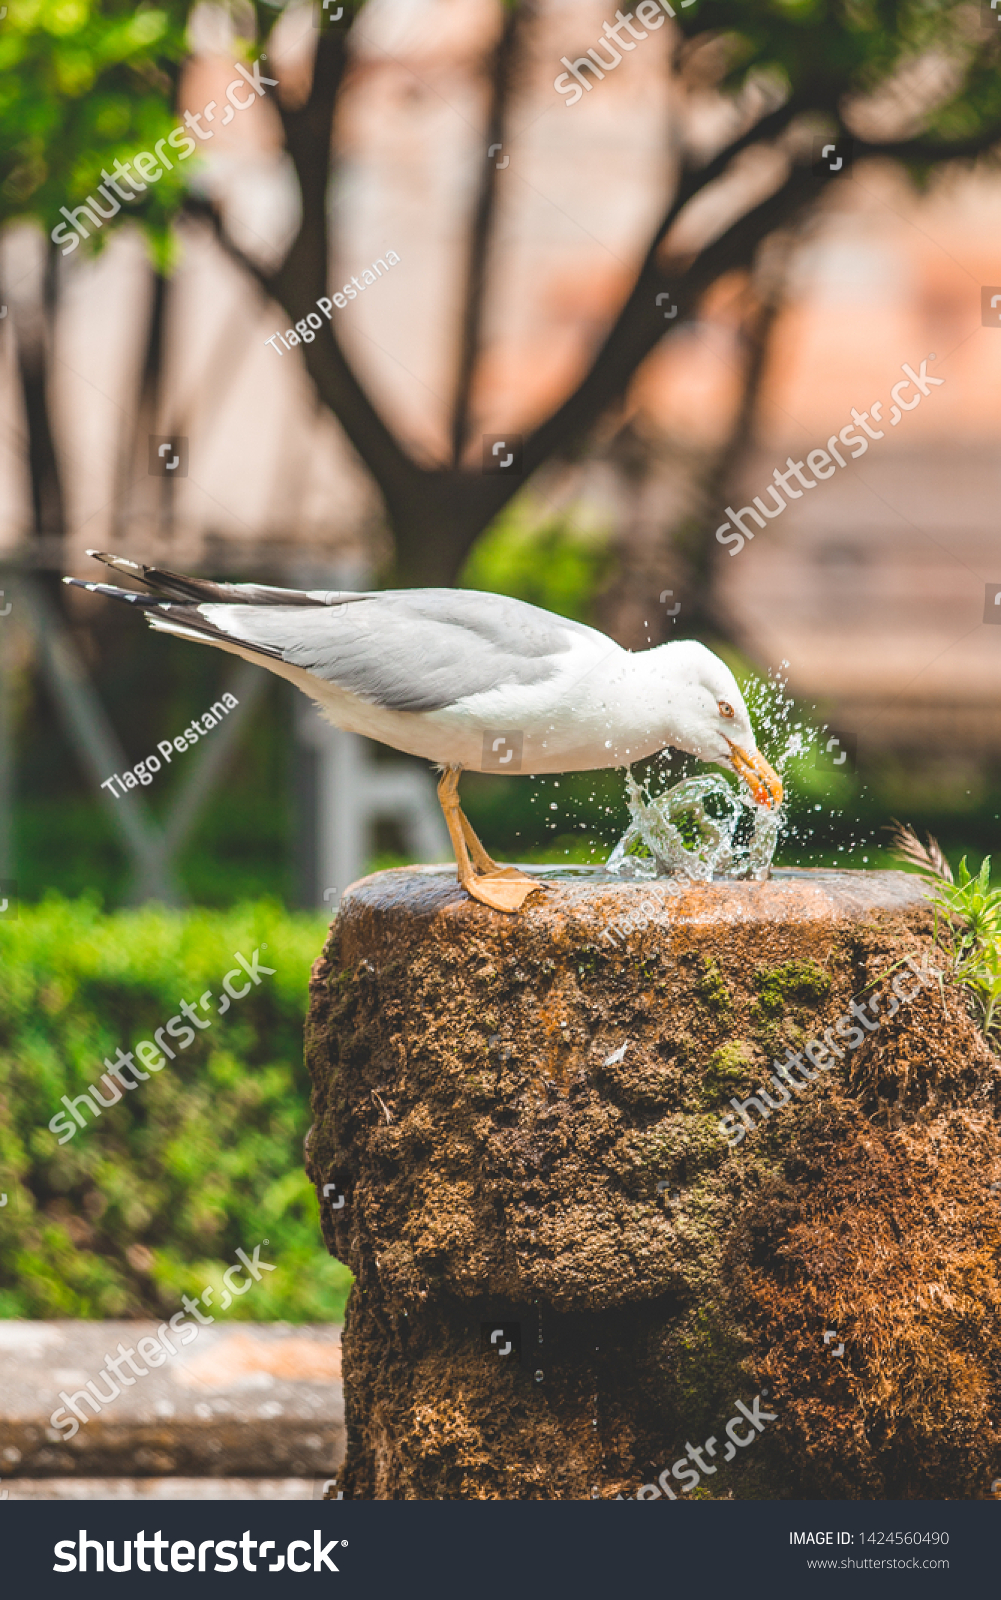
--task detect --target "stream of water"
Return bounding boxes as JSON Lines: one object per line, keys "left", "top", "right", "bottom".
{"left": 606, "top": 667, "right": 813, "bottom": 882}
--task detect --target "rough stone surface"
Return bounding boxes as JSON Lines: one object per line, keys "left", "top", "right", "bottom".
{"left": 304, "top": 866, "right": 1001, "bottom": 1500}
{"left": 0, "top": 1321, "right": 343, "bottom": 1479}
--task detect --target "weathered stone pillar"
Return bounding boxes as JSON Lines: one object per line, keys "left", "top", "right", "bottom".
{"left": 305, "top": 867, "right": 1001, "bottom": 1500}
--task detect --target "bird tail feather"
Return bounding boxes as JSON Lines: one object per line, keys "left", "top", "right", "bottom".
{"left": 63, "top": 550, "right": 382, "bottom": 664}
{"left": 80, "top": 550, "right": 365, "bottom": 609}
{"left": 62, "top": 575, "right": 285, "bottom": 661}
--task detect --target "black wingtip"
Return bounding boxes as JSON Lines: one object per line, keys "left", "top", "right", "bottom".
{"left": 63, "top": 577, "right": 172, "bottom": 609}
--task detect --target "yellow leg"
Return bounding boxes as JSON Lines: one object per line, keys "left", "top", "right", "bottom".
{"left": 437, "top": 768, "right": 476, "bottom": 886}
{"left": 436, "top": 767, "right": 541, "bottom": 914}
{"left": 460, "top": 810, "right": 500, "bottom": 874}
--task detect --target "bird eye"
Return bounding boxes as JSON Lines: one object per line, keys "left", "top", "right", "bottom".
{"left": 718, "top": 700, "right": 735, "bottom": 718}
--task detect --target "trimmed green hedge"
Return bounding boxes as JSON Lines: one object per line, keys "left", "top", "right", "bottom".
{"left": 0, "top": 898, "right": 350, "bottom": 1321}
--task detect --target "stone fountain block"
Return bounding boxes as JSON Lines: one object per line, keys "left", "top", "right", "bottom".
{"left": 304, "top": 867, "right": 1001, "bottom": 1500}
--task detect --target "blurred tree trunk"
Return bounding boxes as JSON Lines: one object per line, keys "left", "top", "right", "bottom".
{"left": 589, "top": 249, "right": 790, "bottom": 649}
{"left": 110, "top": 267, "right": 170, "bottom": 550}
{"left": 12, "top": 238, "right": 67, "bottom": 602}
{"left": 675, "top": 241, "right": 792, "bottom": 643}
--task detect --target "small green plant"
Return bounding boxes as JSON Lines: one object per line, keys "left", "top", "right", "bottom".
{"left": 889, "top": 822, "right": 1001, "bottom": 1036}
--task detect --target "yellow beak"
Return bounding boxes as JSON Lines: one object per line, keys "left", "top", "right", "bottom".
{"left": 727, "top": 740, "right": 783, "bottom": 808}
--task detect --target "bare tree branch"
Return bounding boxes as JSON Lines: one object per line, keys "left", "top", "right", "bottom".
{"left": 681, "top": 235, "right": 797, "bottom": 640}
{"left": 855, "top": 124, "right": 1001, "bottom": 166}
{"left": 196, "top": 24, "right": 430, "bottom": 513}
{"left": 512, "top": 110, "right": 1001, "bottom": 491}
{"left": 520, "top": 159, "right": 824, "bottom": 476}
{"left": 449, "top": 0, "right": 529, "bottom": 466}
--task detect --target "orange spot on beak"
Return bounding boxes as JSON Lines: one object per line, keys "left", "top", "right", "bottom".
{"left": 726, "top": 741, "right": 783, "bottom": 808}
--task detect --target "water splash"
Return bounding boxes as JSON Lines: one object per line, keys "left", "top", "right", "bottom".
{"left": 606, "top": 771, "right": 780, "bottom": 880}
{"left": 606, "top": 662, "right": 813, "bottom": 882}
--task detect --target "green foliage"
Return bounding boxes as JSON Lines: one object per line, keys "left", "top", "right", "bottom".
{"left": 0, "top": 896, "right": 350, "bottom": 1320}
{"left": 3, "top": 0, "right": 997, "bottom": 275}
{"left": 459, "top": 501, "right": 614, "bottom": 624}
{"left": 689, "top": 0, "right": 1001, "bottom": 150}
{"left": 574, "top": 945, "right": 601, "bottom": 984}
{"left": 889, "top": 825, "right": 1001, "bottom": 1038}
{"left": 0, "top": 0, "right": 194, "bottom": 259}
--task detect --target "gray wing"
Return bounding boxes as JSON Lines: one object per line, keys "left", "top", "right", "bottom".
{"left": 65, "top": 553, "right": 598, "bottom": 713}
{"left": 209, "top": 589, "right": 591, "bottom": 713}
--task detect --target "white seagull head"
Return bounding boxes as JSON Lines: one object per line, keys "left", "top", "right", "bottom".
{"left": 651, "top": 640, "right": 783, "bottom": 808}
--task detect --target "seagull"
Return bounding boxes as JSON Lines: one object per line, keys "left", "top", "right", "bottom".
{"left": 64, "top": 552, "right": 782, "bottom": 913}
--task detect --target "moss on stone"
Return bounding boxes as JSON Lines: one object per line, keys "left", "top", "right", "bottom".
{"left": 694, "top": 957, "right": 733, "bottom": 1015}
{"left": 753, "top": 957, "right": 831, "bottom": 1014}
{"left": 702, "top": 1039, "right": 758, "bottom": 1102}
